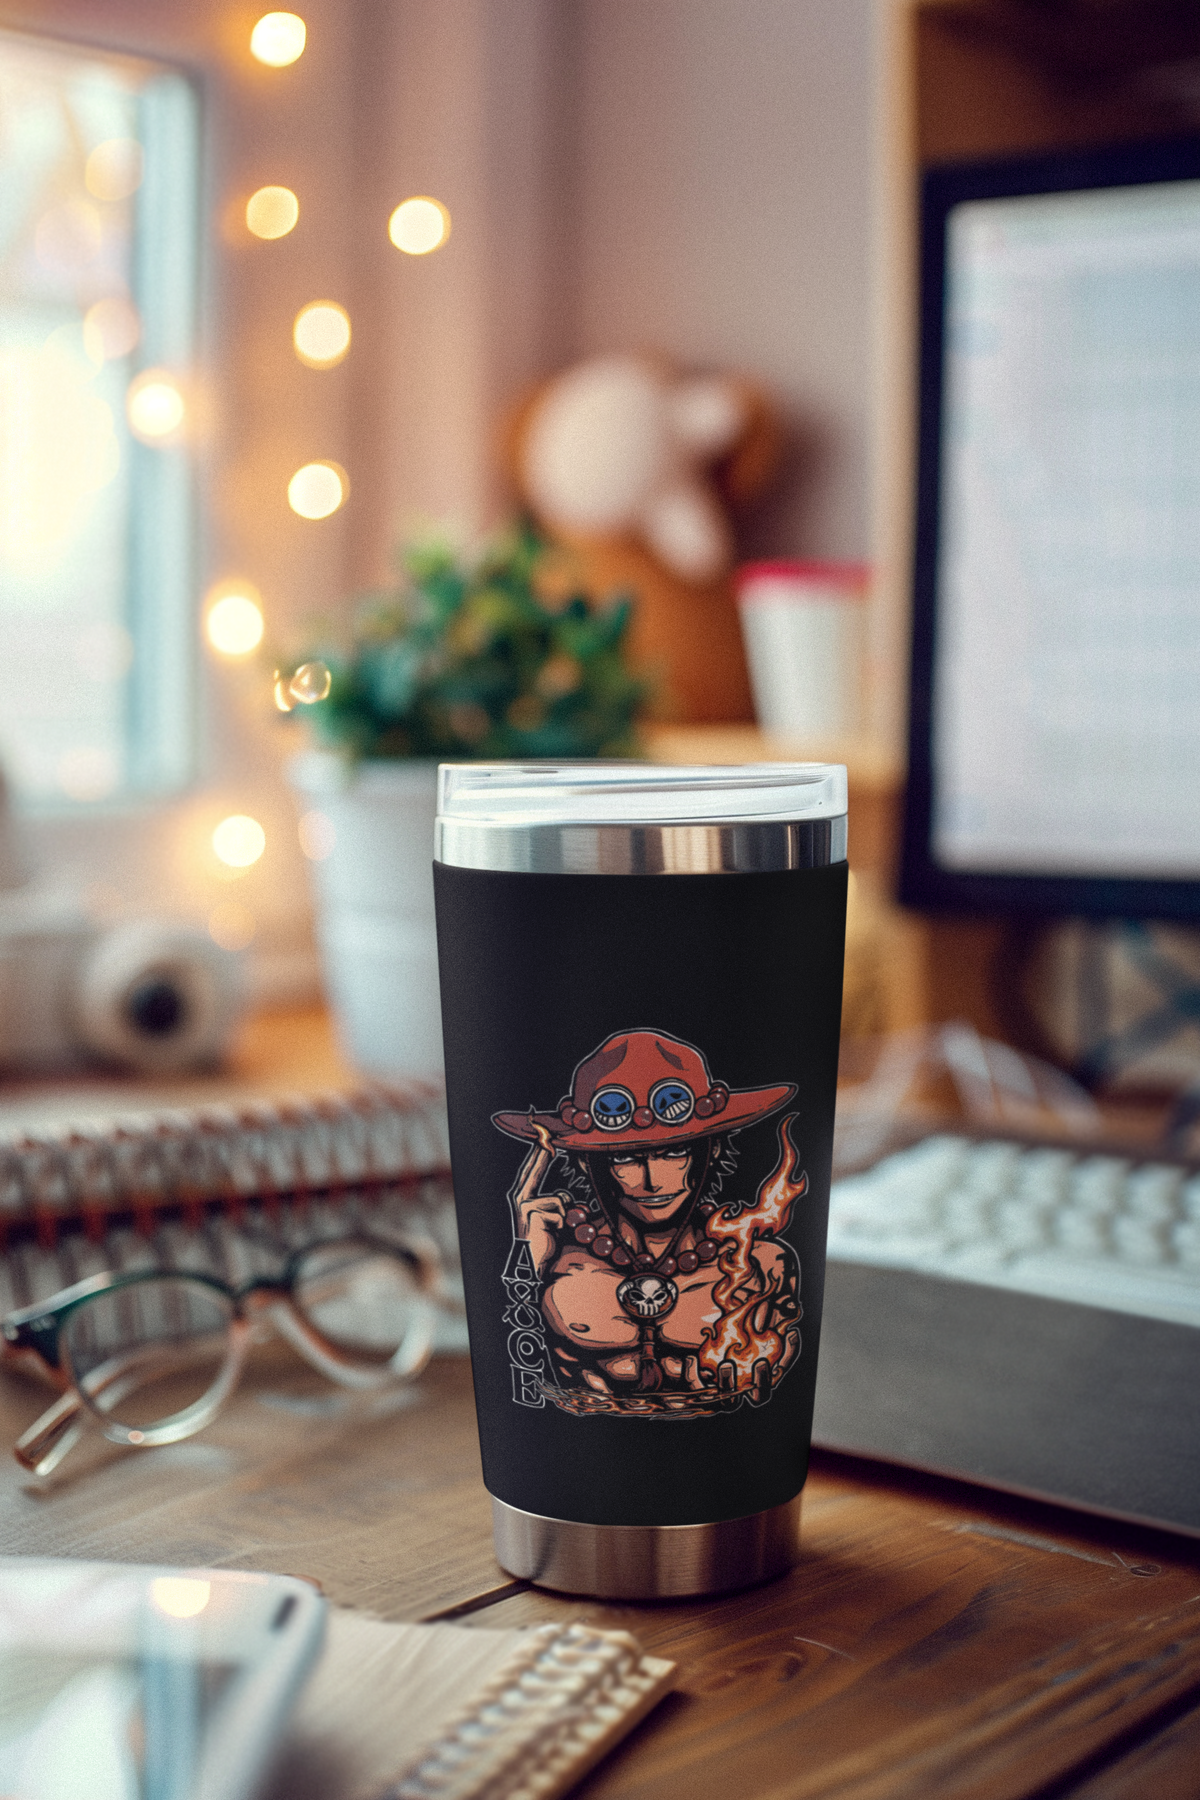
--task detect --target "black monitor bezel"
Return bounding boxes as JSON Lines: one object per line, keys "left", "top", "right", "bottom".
{"left": 901, "top": 136, "right": 1200, "bottom": 922}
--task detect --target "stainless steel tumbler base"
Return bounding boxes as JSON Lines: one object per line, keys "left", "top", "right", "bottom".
{"left": 491, "top": 1494, "right": 803, "bottom": 1599}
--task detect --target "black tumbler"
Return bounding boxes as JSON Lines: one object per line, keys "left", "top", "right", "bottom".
{"left": 433, "top": 763, "right": 847, "bottom": 1598}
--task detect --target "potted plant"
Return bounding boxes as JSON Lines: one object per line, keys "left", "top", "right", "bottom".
{"left": 282, "top": 522, "right": 645, "bottom": 1078}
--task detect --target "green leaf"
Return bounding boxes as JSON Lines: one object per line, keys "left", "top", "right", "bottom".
{"left": 278, "top": 521, "right": 651, "bottom": 762}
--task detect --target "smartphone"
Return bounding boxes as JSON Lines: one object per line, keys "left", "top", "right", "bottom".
{"left": 0, "top": 1557, "right": 326, "bottom": 1800}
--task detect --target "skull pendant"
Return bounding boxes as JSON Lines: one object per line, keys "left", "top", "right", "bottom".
{"left": 616, "top": 1273, "right": 678, "bottom": 1322}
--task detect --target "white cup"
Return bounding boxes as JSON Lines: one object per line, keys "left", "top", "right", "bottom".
{"left": 735, "top": 561, "right": 869, "bottom": 738}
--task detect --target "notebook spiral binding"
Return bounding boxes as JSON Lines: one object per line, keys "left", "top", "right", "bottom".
{"left": 0, "top": 1084, "right": 464, "bottom": 1337}
{"left": 387, "top": 1623, "right": 672, "bottom": 1800}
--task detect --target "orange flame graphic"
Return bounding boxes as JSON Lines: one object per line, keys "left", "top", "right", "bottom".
{"left": 697, "top": 1115, "right": 807, "bottom": 1397}
{"left": 529, "top": 1113, "right": 555, "bottom": 1156}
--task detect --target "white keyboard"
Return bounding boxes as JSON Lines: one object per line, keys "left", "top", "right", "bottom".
{"left": 827, "top": 1135, "right": 1200, "bottom": 1329}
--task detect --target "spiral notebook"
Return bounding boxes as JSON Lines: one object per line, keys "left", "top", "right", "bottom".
{"left": 0, "top": 1082, "right": 463, "bottom": 1334}
{"left": 268, "top": 1610, "right": 675, "bottom": 1800}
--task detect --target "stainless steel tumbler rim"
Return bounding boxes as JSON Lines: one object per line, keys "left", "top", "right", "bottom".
{"left": 491, "top": 1494, "right": 803, "bottom": 1599}
{"left": 435, "top": 760, "right": 848, "bottom": 875}
{"left": 435, "top": 815, "right": 846, "bottom": 874}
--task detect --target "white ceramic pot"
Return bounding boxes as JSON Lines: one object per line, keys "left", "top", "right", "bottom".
{"left": 288, "top": 754, "right": 444, "bottom": 1079}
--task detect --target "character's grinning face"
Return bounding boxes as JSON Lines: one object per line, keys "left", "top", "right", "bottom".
{"left": 609, "top": 1148, "right": 693, "bottom": 1226}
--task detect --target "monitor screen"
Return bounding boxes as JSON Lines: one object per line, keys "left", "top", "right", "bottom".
{"left": 903, "top": 139, "right": 1200, "bottom": 919}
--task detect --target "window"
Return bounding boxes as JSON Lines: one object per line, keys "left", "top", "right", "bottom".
{"left": 0, "top": 27, "right": 198, "bottom": 808}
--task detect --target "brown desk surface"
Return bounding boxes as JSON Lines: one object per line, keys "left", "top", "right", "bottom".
{"left": 4, "top": 1350, "right": 1200, "bottom": 1800}
{"left": 1, "top": 1003, "right": 1196, "bottom": 1797}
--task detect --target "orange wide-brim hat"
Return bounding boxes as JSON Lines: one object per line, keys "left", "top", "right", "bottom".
{"left": 493, "top": 1028, "right": 795, "bottom": 1154}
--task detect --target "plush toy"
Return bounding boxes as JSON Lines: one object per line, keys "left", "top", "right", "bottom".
{"left": 508, "top": 354, "right": 780, "bottom": 722}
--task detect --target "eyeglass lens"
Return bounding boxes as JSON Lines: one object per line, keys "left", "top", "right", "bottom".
{"left": 291, "top": 1241, "right": 430, "bottom": 1366}
{"left": 62, "top": 1276, "right": 236, "bottom": 1434}
{"left": 57, "top": 1244, "right": 430, "bottom": 1434}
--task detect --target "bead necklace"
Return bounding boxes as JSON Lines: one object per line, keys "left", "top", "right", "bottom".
{"left": 562, "top": 1200, "right": 726, "bottom": 1345}
{"left": 564, "top": 1200, "right": 722, "bottom": 1388}
{"left": 562, "top": 1198, "right": 722, "bottom": 1277}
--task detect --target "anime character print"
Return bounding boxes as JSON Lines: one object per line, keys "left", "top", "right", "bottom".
{"left": 493, "top": 1030, "right": 809, "bottom": 1418}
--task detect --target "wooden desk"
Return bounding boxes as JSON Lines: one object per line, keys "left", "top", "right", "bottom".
{"left": 4, "top": 1350, "right": 1200, "bottom": 1800}
{"left": 0, "top": 1004, "right": 1195, "bottom": 1796}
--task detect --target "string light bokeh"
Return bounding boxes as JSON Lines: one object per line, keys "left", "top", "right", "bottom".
{"left": 274, "top": 661, "right": 332, "bottom": 712}
{"left": 293, "top": 300, "right": 351, "bottom": 367}
{"left": 287, "top": 460, "right": 346, "bottom": 519}
{"left": 245, "top": 184, "right": 299, "bottom": 240}
{"left": 212, "top": 814, "right": 266, "bottom": 869}
{"left": 205, "top": 583, "right": 265, "bottom": 656}
{"left": 388, "top": 196, "right": 451, "bottom": 255}
{"left": 197, "top": 39, "right": 450, "bottom": 900}
{"left": 250, "top": 13, "right": 307, "bottom": 68}
{"left": 126, "top": 369, "right": 185, "bottom": 442}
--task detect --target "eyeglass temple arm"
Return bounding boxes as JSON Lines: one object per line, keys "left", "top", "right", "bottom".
{"left": 14, "top": 1388, "right": 86, "bottom": 1477}
{"left": 13, "top": 1321, "right": 254, "bottom": 1476}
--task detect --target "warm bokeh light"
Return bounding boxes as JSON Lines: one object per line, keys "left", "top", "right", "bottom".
{"left": 208, "top": 899, "right": 257, "bottom": 951}
{"left": 246, "top": 185, "right": 299, "bottom": 240}
{"left": 275, "top": 658, "right": 332, "bottom": 710}
{"left": 212, "top": 814, "right": 266, "bottom": 868}
{"left": 126, "top": 369, "right": 185, "bottom": 442}
{"left": 83, "top": 296, "right": 141, "bottom": 363}
{"left": 288, "top": 660, "right": 331, "bottom": 703}
{"left": 287, "top": 461, "right": 347, "bottom": 519}
{"left": 298, "top": 808, "right": 336, "bottom": 861}
{"left": 206, "top": 585, "right": 265, "bottom": 656}
{"left": 150, "top": 1577, "right": 211, "bottom": 1619}
{"left": 250, "top": 12, "right": 307, "bottom": 66}
{"left": 388, "top": 196, "right": 450, "bottom": 255}
{"left": 85, "top": 138, "right": 144, "bottom": 202}
{"left": 293, "top": 301, "right": 351, "bottom": 368}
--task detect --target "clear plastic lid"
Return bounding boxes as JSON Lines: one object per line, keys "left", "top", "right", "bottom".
{"left": 436, "top": 761, "right": 847, "bottom": 826}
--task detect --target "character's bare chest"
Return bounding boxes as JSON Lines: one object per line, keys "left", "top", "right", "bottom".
{"left": 542, "top": 1251, "right": 722, "bottom": 1352}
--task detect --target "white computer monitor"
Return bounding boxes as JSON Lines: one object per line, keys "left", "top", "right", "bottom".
{"left": 902, "top": 137, "right": 1200, "bottom": 919}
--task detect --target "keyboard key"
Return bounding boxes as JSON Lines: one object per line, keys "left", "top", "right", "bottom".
{"left": 828, "top": 1136, "right": 1200, "bottom": 1328}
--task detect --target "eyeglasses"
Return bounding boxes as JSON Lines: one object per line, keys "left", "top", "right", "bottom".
{"left": 1, "top": 1234, "right": 442, "bottom": 1476}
